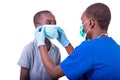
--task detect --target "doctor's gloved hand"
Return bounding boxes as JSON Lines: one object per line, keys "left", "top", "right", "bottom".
{"left": 57, "top": 27, "right": 70, "bottom": 47}
{"left": 34, "top": 27, "right": 45, "bottom": 47}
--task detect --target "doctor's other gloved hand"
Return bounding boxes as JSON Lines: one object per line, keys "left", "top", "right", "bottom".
{"left": 34, "top": 27, "right": 45, "bottom": 47}
{"left": 57, "top": 27, "right": 70, "bottom": 47}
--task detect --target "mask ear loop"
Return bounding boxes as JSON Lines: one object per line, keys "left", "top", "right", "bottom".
{"left": 82, "top": 18, "right": 91, "bottom": 25}
{"left": 85, "top": 18, "right": 94, "bottom": 40}
{"left": 86, "top": 18, "right": 95, "bottom": 33}
{"left": 86, "top": 26, "right": 91, "bottom": 34}
{"left": 82, "top": 18, "right": 91, "bottom": 33}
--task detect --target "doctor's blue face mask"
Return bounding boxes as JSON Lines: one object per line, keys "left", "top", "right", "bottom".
{"left": 80, "top": 25, "right": 86, "bottom": 38}
{"left": 79, "top": 19, "right": 91, "bottom": 39}
{"left": 42, "top": 25, "right": 59, "bottom": 39}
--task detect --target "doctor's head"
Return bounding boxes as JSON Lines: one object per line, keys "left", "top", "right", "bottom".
{"left": 81, "top": 3, "right": 111, "bottom": 39}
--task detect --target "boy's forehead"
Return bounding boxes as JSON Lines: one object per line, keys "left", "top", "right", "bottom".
{"left": 41, "top": 13, "right": 54, "bottom": 17}
{"left": 40, "top": 13, "right": 55, "bottom": 20}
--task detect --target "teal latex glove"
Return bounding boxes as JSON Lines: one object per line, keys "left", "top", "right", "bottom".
{"left": 34, "top": 27, "right": 45, "bottom": 47}
{"left": 57, "top": 27, "right": 70, "bottom": 47}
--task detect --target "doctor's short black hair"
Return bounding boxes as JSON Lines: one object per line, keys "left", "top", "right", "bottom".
{"left": 85, "top": 3, "right": 111, "bottom": 30}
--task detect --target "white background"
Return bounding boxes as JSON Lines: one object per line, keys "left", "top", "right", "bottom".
{"left": 0, "top": 0, "right": 120, "bottom": 80}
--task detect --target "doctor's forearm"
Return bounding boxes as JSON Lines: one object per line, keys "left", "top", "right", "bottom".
{"left": 39, "top": 46, "right": 64, "bottom": 79}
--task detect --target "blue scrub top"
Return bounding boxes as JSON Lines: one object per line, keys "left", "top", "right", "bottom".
{"left": 60, "top": 37, "right": 120, "bottom": 80}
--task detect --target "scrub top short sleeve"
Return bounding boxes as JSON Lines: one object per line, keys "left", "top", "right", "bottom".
{"left": 60, "top": 43, "right": 93, "bottom": 80}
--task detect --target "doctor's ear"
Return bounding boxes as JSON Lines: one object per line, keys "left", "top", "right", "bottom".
{"left": 89, "top": 19, "right": 95, "bottom": 28}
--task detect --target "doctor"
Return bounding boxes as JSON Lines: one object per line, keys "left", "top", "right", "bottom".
{"left": 35, "top": 3, "right": 120, "bottom": 80}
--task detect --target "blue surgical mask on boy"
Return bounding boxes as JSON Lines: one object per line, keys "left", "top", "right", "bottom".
{"left": 43, "top": 25, "right": 59, "bottom": 39}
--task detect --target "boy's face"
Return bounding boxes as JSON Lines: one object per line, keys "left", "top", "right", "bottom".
{"left": 37, "top": 12, "right": 57, "bottom": 43}
{"left": 38, "top": 13, "right": 56, "bottom": 26}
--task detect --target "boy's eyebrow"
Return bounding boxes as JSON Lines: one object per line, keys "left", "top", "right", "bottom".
{"left": 46, "top": 19, "right": 55, "bottom": 21}
{"left": 47, "top": 20, "right": 56, "bottom": 23}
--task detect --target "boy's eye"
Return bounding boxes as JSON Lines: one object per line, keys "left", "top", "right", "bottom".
{"left": 54, "top": 22, "right": 56, "bottom": 25}
{"left": 48, "top": 22, "right": 51, "bottom": 24}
